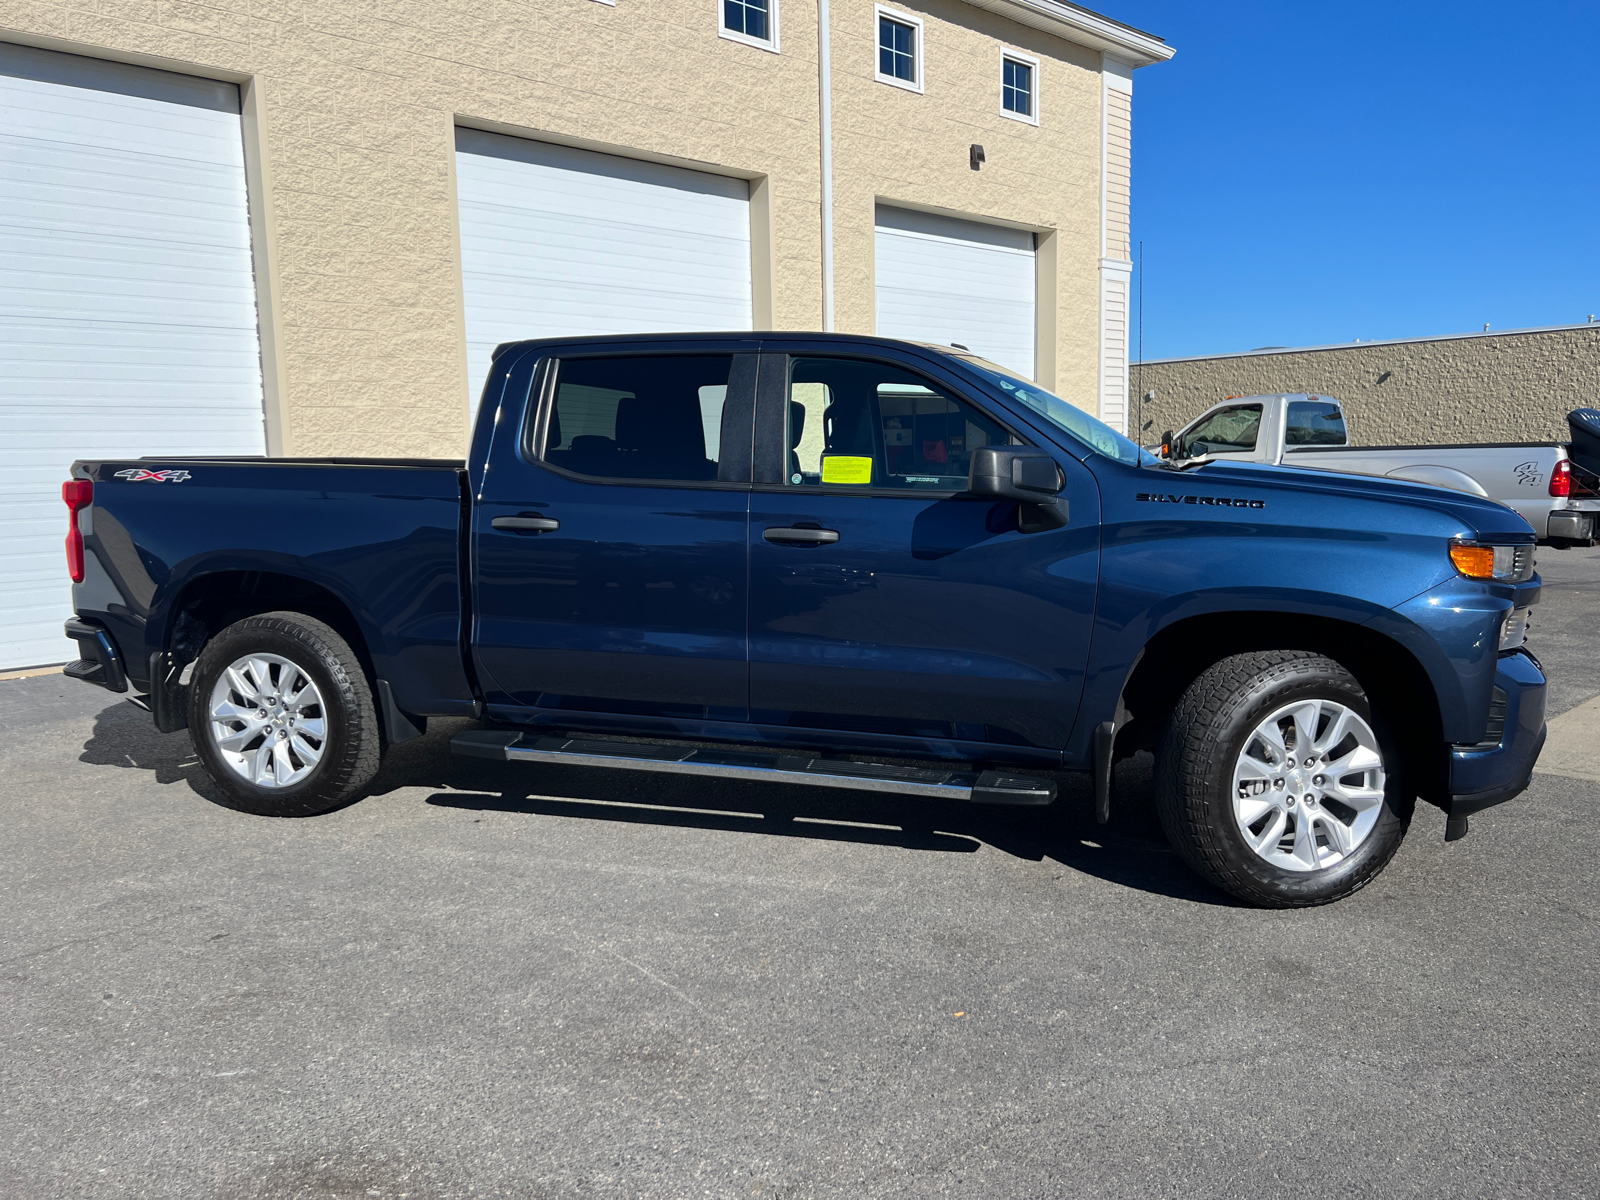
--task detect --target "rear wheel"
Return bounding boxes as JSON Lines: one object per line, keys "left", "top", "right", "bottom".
{"left": 187, "top": 612, "right": 381, "bottom": 816}
{"left": 1156, "top": 650, "right": 1411, "bottom": 908}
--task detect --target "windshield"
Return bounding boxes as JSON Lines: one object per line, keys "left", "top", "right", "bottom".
{"left": 956, "top": 356, "right": 1158, "bottom": 467}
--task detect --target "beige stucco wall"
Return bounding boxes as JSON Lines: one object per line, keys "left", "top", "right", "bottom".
{"left": 829, "top": 1, "right": 1106, "bottom": 408}
{"left": 2, "top": 0, "right": 1120, "bottom": 456}
{"left": 1130, "top": 326, "right": 1600, "bottom": 446}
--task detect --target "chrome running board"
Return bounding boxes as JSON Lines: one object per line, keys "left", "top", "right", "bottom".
{"left": 450, "top": 730, "right": 1055, "bottom": 805}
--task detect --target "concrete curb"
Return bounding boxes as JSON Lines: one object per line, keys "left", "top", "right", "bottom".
{"left": 1534, "top": 693, "right": 1600, "bottom": 785}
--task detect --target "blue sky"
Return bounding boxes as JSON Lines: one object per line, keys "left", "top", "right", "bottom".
{"left": 1105, "top": 1, "right": 1600, "bottom": 361}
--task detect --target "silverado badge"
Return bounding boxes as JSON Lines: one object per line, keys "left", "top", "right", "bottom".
{"left": 1135, "top": 492, "right": 1265, "bottom": 508}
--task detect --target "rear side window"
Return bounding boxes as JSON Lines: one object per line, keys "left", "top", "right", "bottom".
{"left": 1178, "top": 404, "right": 1262, "bottom": 457}
{"left": 785, "top": 357, "right": 1009, "bottom": 491}
{"left": 1285, "top": 400, "right": 1347, "bottom": 447}
{"left": 542, "top": 356, "right": 730, "bottom": 482}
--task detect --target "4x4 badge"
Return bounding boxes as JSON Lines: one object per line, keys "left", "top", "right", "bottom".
{"left": 114, "top": 469, "right": 191, "bottom": 483}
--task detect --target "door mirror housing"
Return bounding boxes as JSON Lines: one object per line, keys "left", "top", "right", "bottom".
{"left": 968, "top": 447, "right": 1069, "bottom": 532}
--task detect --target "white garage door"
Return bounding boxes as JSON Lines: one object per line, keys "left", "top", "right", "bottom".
{"left": 454, "top": 128, "right": 753, "bottom": 402}
{"left": 0, "top": 44, "right": 265, "bottom": 670}
{"left": 874, "top": 205, "right": 1036, "bottom": 380}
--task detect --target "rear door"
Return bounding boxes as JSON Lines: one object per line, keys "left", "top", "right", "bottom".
{"left": 472, "top": 346, "right": 756, "bottom": 721}
{"left": 745, "top": 348, "right": 1099, "bottom": 755}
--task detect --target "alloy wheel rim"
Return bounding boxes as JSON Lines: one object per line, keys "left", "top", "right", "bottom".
{"left": 1232, "top": 698, "right": 1386, "bottom": 872}
{"left": 208, "top": 653, "right": 327, "bottom": 788}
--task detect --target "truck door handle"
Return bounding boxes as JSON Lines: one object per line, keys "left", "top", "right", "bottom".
{"left": 763, "top": 526, "right": 840, "bottom": 545}
{"left": 491, "top": 516, "right": 560, "bottom": 533}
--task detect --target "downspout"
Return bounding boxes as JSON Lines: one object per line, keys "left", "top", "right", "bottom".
{"left": 818, "top": 0, "right": 835, "bottom": 331}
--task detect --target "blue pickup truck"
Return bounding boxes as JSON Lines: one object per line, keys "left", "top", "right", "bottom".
{"left": 62, "top": 333, "right": 1546, "bottom": 907}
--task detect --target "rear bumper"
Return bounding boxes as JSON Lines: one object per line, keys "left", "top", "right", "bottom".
{"left": 1546, "top": 507, "right": 1597, "bottom": 542}
{"left": 62, "top": 619, "right": 128, "bottom": 694}
{"left": 1447, "top": 650, "right": 1546, "bottom": 816}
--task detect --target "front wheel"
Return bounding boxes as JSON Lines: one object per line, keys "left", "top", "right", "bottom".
{"left": 1156, "top": 650, "right": 1411, "bottom": 908}
{"left": 187, "top": 612, "right": 381, "bottom": 816}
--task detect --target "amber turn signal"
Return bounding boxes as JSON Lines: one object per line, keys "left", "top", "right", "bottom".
{"left": 1449, "top": 543, "right": 1497, "bottom": 579}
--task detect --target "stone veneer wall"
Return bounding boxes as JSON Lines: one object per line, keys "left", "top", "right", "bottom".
{"left": 1130, "top": 326, "right": 1600, "bottom": 446}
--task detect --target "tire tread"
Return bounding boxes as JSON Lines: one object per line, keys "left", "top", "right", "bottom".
{"left": 189, "top": 611, "right": 380, "bottom": 816}
{"left": 1156, "top": 650, "right": 1407, "bottom": 908}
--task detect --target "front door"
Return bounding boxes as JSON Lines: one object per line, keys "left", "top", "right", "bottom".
{"left": 746, "top": 351, "right": 1099, "bottom": 754}
{"left": 473, "top": 350, "right": 755, "bottom": 721}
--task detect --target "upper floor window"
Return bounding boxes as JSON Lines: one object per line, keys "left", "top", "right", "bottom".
{"left": 722, "top": 0, "right": 778, "bottom": 51}
{"left": 1001, "top": 52, "right": 1038, "bottom": 123}
{"left": 876, "top": 7, "right": 923, "bottom": 92}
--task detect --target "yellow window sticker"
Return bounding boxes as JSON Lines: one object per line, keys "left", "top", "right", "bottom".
{"left": 820, "top": 455, "right": 873, "bottom": 485}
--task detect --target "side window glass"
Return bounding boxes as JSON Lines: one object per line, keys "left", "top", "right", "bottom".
{"left": 1179, "top": 404, "right": 1262, "bottom": 456}
{"left": 1285, "top": 401, "right": 1347, "bottom": 447}
{"left": 543, "top": 355, "right": 730, "bottom": 482}
{"left": 785, "top": 357, "right": 1009, "bottom": 491}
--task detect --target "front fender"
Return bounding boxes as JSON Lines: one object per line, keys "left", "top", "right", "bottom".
{"left": 1370, "top": 573, "right": 1535, "bottom": 744}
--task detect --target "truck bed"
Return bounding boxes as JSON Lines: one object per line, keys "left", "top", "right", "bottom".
{"left": 69, "top": 455, "right": 475, "bottom": 716}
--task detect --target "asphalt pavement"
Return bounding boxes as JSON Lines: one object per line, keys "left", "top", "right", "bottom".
{"left": 2, "top": 548, "right": 1598, "bottom": 1199}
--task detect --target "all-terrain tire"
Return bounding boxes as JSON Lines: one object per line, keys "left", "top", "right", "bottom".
{"left": 1155, "top": 650, "right": 1412, "bottom": 908}
{"left": 187, "top": 611, "right": 381, "bottom": 816}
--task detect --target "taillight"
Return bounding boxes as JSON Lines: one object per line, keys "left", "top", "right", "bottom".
{"left": 1550, "top": 460, "right": 1573, "bottom": 497}
{"left": 63, "top": 479, "right": 92, "bottom": 583}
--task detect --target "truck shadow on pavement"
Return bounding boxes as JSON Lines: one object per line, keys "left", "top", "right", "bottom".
{"left": 78, "top": 695, "right": 225, "bottom": 797}
{"left": 79, "top": 700, "right": 1233, "bottom": 906}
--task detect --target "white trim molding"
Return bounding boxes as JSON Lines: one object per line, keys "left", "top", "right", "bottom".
{"left": 1097, "top": 52, "right": 1135, "bottom": 433}
{"left": 960, "top": 0, "right": 1173, "bottom": 66}
{"left": 719, "top": 0, "right": 781, "bottom": 53}
{"left": 999, "top": 47, "right": 1040, "bottom": 125}
{"left": 1099, "top": 258, "right": 1133, "bottom": 433}
{"left": 1135, "top": 321, "right": 1600, "bottom": 366}
{"left": 874, "top": 5, "right": 925, "bottom": 93}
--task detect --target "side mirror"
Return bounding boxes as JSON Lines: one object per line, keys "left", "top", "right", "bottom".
{"left": 969, "top": 447, "right": 1069, "bottom": 532}
{"left": 1160, "top": 430, "right": 1174, "bottom": 458}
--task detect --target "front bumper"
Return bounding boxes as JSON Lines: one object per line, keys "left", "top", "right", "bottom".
{"left": 1447, "top": 649, "right": 1546, "bottom": 816}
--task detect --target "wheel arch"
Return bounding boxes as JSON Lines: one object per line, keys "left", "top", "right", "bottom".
{"left": 162, "top": 570, "right": 379, "bottom": 697}
{"left": 1113, "top": 611, "right": 1448, "bottom": 806}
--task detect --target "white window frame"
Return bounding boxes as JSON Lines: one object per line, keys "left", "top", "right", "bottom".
{"left": 874, "top": 5, "right": 924, "bottom": 94}
{"left": 1000, "top": 48, "right": 1040, "bottom": 125}
{"left": 719, "top": 0, "right": 780, "bottom": 53}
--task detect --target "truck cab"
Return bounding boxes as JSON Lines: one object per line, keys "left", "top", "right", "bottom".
{"left": 1169, "top": 394, "right": 1348, "bottom": 462}
{"left": 1163, "top": 392, "right": 1588, "bottom": 541}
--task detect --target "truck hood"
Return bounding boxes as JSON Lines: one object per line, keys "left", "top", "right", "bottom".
{"left": 1189, "top": 459, "right": 1537, "bottom": 540}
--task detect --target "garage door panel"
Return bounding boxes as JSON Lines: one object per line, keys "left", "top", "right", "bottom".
{"left": 455, "top": 127, "right": 753, "bottom": 401}
{"left": 1, "top": 42, "right": 264, "bottom": 669}
{"left": 458, "top": 230, "right": 751, "bottom": 291}
{"left": 874, "top": 205, "right": 1036, "bottom": 381}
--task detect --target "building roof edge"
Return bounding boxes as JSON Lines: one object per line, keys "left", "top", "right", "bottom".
{"left": 1134, "top": 321, "right": 1600, "bottom": 367}
{"left": 960, "top": 0, "right": 1174, "bottom": 66}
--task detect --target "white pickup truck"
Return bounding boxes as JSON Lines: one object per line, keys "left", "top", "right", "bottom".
{"left": 1156, "top": 393, "right": 1597, "bottom": 542}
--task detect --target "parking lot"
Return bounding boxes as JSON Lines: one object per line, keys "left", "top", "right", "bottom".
{"left": 2, "top": 550, "right": 1597, "bottom": 1199}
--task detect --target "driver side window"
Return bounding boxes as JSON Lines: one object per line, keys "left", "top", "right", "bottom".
{"left": 784, "top": 357, "right": 1009, "bottom": 491}
{"left": 1178, "top": 404, "right": 1262, "bottom": 457}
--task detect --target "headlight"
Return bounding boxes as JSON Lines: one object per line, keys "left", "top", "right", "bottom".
{"left": 1450, "top": 540, "right": 1535, "bottom": 583}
